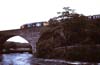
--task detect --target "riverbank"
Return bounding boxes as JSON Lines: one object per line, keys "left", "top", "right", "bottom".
{"left": 2, "top": 41, "right": 32, "bottom": 53}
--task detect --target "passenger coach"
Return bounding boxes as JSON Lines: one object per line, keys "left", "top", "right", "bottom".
{"left": 20, "top": 21, "right": 49, "bottom": 29}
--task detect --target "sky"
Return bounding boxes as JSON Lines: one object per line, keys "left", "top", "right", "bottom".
{"left": 1, "top": 0, "right": 100, "bottom": 42}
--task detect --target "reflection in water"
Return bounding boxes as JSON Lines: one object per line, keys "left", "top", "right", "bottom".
{"left": 0, "top": 53, "right": 100, "bottom": 65}
{"left": 1, "top": 53, "right": 32, "bottom": 65}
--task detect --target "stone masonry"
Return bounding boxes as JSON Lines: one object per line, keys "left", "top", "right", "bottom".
{"left": 0, "top": 27, "right": 42, "bottom": 54}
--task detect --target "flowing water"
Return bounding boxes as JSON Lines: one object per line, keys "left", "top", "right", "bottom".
{"left": 0, "top": 52, "right": 99, "bottom": 65}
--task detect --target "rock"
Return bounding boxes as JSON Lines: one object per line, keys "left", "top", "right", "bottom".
{"left": 36, "top": 19, "right": 100, "bottom": 62}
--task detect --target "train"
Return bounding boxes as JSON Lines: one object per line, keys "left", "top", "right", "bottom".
{"left": 20, "top": 21, "right": 49, "bottom": 29}
{"left": 87, "top": 14, "right": 100, "bottom": 20}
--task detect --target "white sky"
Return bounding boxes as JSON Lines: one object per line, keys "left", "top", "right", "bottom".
{"left": 7, "top": 36, "right": 29, "bottom": 43}
{"left": 1, "top": 0, "right": 100, "bottom": 42}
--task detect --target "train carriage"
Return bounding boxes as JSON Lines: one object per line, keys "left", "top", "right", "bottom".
{"left": 20, "top": 21, "right": 49, "bottom": 29}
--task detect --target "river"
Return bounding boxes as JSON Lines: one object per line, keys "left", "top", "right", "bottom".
{"left": 0, "top": 52, "right": 100, "bottom": 65}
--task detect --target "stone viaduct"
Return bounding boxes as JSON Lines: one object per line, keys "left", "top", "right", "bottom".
{"left": 0, "top": 27, "right": 42, "bottom": 54}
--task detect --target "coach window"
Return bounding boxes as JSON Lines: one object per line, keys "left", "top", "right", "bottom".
{"left": 36, "top": 23, "right": 41, "bottom": 27}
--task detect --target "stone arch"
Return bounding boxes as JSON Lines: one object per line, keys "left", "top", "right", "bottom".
{"left": 3, "top": 35, "right": 32, "bottom": 53}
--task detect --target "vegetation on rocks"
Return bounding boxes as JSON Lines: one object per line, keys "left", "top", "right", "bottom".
{"left": 4, "top": 41, "right": 31, "bottom": 48}
{"left": 3, "top": 41, "right": 32, "bottom": 53}
{"left": 36, "top": 7, "right": 100, "bottom": 62}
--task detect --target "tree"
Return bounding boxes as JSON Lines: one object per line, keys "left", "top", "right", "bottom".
{"left": 57, "top": 7, "right": 75, "bottom": 19}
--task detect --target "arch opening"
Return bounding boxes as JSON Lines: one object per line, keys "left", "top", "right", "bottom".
{"left": 7, "top": 36, "right": 29, "bottom": 43}
{"left": 3, "top": 36, "right": 32, "bottom": 53}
